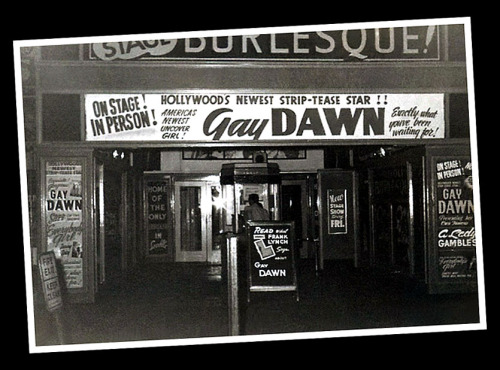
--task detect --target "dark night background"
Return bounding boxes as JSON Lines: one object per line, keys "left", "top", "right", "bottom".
{"left": 9, "top": 6, "right": 492, "bottom": 363}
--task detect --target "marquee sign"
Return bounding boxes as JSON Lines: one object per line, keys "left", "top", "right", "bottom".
{"left": 87, "top": 26, "right": 440, "bottom": 62}
{"left": 85, "top": 93, "right": 445, "bottom": 143}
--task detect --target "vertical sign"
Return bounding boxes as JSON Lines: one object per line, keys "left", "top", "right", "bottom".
{"left": 145, "top": 179, "right": 169, "bottom": 256}
{"left": 435, "top": 158, "right": 476, "bottom": 279}
{"left": 38, "top": 251, "right": 63, "bottom": 311}
{"left": 247, "top": 221, "right": 298, "bottom": 299}
{"left": 318, "top": 170, "right": 357, "bottom": 264}
{"left": 327, "top": 189, "right": 347, "bottom": 234}
{"left": 45, "top": 161, "right": 83, "bottom": 289}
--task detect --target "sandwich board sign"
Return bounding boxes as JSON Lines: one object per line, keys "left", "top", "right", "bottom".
{"left": 246, "top": 221, "right": 298, "bottom": 301}
{"left": 38, "top": 251, "right": 63, "bottom": 312}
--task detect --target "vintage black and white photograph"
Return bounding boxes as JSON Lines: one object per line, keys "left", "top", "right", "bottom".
{"left": 14, "top": 16, "right": 487, "bottom": 354}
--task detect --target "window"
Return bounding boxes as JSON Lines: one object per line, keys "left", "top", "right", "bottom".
{"left": 448, "top": 93, "right": 470, "bottom": 138}
{"left": 42, "top": 94, "right": 81, "bottom": 142}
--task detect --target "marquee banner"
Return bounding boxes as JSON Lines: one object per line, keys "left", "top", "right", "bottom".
{"left": 86, "top": 26, "right": 440, "bottom": 62}
{"left": 84, "top": 93, "right": 445, "bottom": 142}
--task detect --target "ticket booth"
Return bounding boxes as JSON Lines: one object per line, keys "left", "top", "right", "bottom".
{"left": 220, "top": 161, "right": 301, "bottom": 302}
{"left": 219, "top": 161, "right": 281, "bottom": 234}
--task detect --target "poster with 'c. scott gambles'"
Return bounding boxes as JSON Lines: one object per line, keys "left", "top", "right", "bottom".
{"left": 85, "top": 93, "right": 444, "bottom": 142}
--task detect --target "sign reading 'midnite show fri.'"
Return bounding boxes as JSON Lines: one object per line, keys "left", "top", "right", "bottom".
{"left": 85, "top": 93, "right": 444, "bottom": 143}
{"left": 327, "top": 189, "right": 348, "bottom": 234}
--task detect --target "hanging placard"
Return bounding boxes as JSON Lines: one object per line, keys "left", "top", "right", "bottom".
{"left": 327, "top": 189, "right": 348, "bottom": 234}
{"left": 145, "top": 178, "right": 170, "bottom": 256}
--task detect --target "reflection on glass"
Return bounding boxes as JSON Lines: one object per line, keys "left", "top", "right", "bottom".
{"left": 211, "top": 185, "right": 223, "bottom": 251}
{"left": 180, "top": 186, "right": 202, "bottom": 251}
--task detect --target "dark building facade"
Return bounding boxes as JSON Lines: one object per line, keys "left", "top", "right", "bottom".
{"left": 18, "top": 20, "right": 480, "bottom": 309}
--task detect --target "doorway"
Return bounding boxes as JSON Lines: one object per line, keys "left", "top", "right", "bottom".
{"left": 94, "top": 151, "right": 137, "bottom": 289}
{"left": 174, "top": 180, "right": 221, "bottom": 263}
{"left": 282, "top": 180, "right": 308, "bottom": 259}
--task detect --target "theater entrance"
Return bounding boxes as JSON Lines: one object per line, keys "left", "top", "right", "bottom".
{"left": 174, "top": 180, "right": 222, "bottom": 263}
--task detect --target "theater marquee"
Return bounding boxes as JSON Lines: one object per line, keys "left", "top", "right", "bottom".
{"left": 84, "top": 93, "right": 445, "bottom": 143}
{"left": 87, "top": 26, "right": 440, "bottom": 62}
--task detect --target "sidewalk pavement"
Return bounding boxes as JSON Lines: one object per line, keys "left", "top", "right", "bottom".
{"left": 30, "top": 260, "right": 481, "bottom": 348}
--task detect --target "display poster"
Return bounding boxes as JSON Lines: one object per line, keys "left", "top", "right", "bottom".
{"left": 145, "top": 179, "right": 169, "bottom": 256}
{"left": 86, "top": 26, "right": 439, "bottom": 62}
{"left": 327, "top": 189, "right": 347, "bottom": 234}
{"left": 435, "top": 158, "right": 476, "bottom": 279}
{"left": 38, "top": 251, "right": 63, "bottom": 311}
{"left": 247, "top": 221, "right": 297, "bottom": 291}
{"left": 85, "top": 93, "right": 444, "bottom": 143}
{"left": 45, "top": 161, "right": 83, "bottom": 289}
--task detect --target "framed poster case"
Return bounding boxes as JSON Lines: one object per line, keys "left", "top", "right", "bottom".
{"left": 246, "top": 221, "right": 298, "bottom": 301}
{"left": 39, "top": 147, "right": 95, "bottom": 303}
{"left": 427, "top": 145, "right": 477, "bottom": 294}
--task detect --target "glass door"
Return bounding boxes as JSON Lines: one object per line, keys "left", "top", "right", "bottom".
{"left": 175, "top": 181, "right": 211, "bottom": 262}
{"left": 95, "top": 162, "right": 105, "bottom": 287}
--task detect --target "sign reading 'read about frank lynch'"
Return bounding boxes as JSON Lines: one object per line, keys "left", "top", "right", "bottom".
{"left": 85, "top": 93, "right": 444, "bottom": 142}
